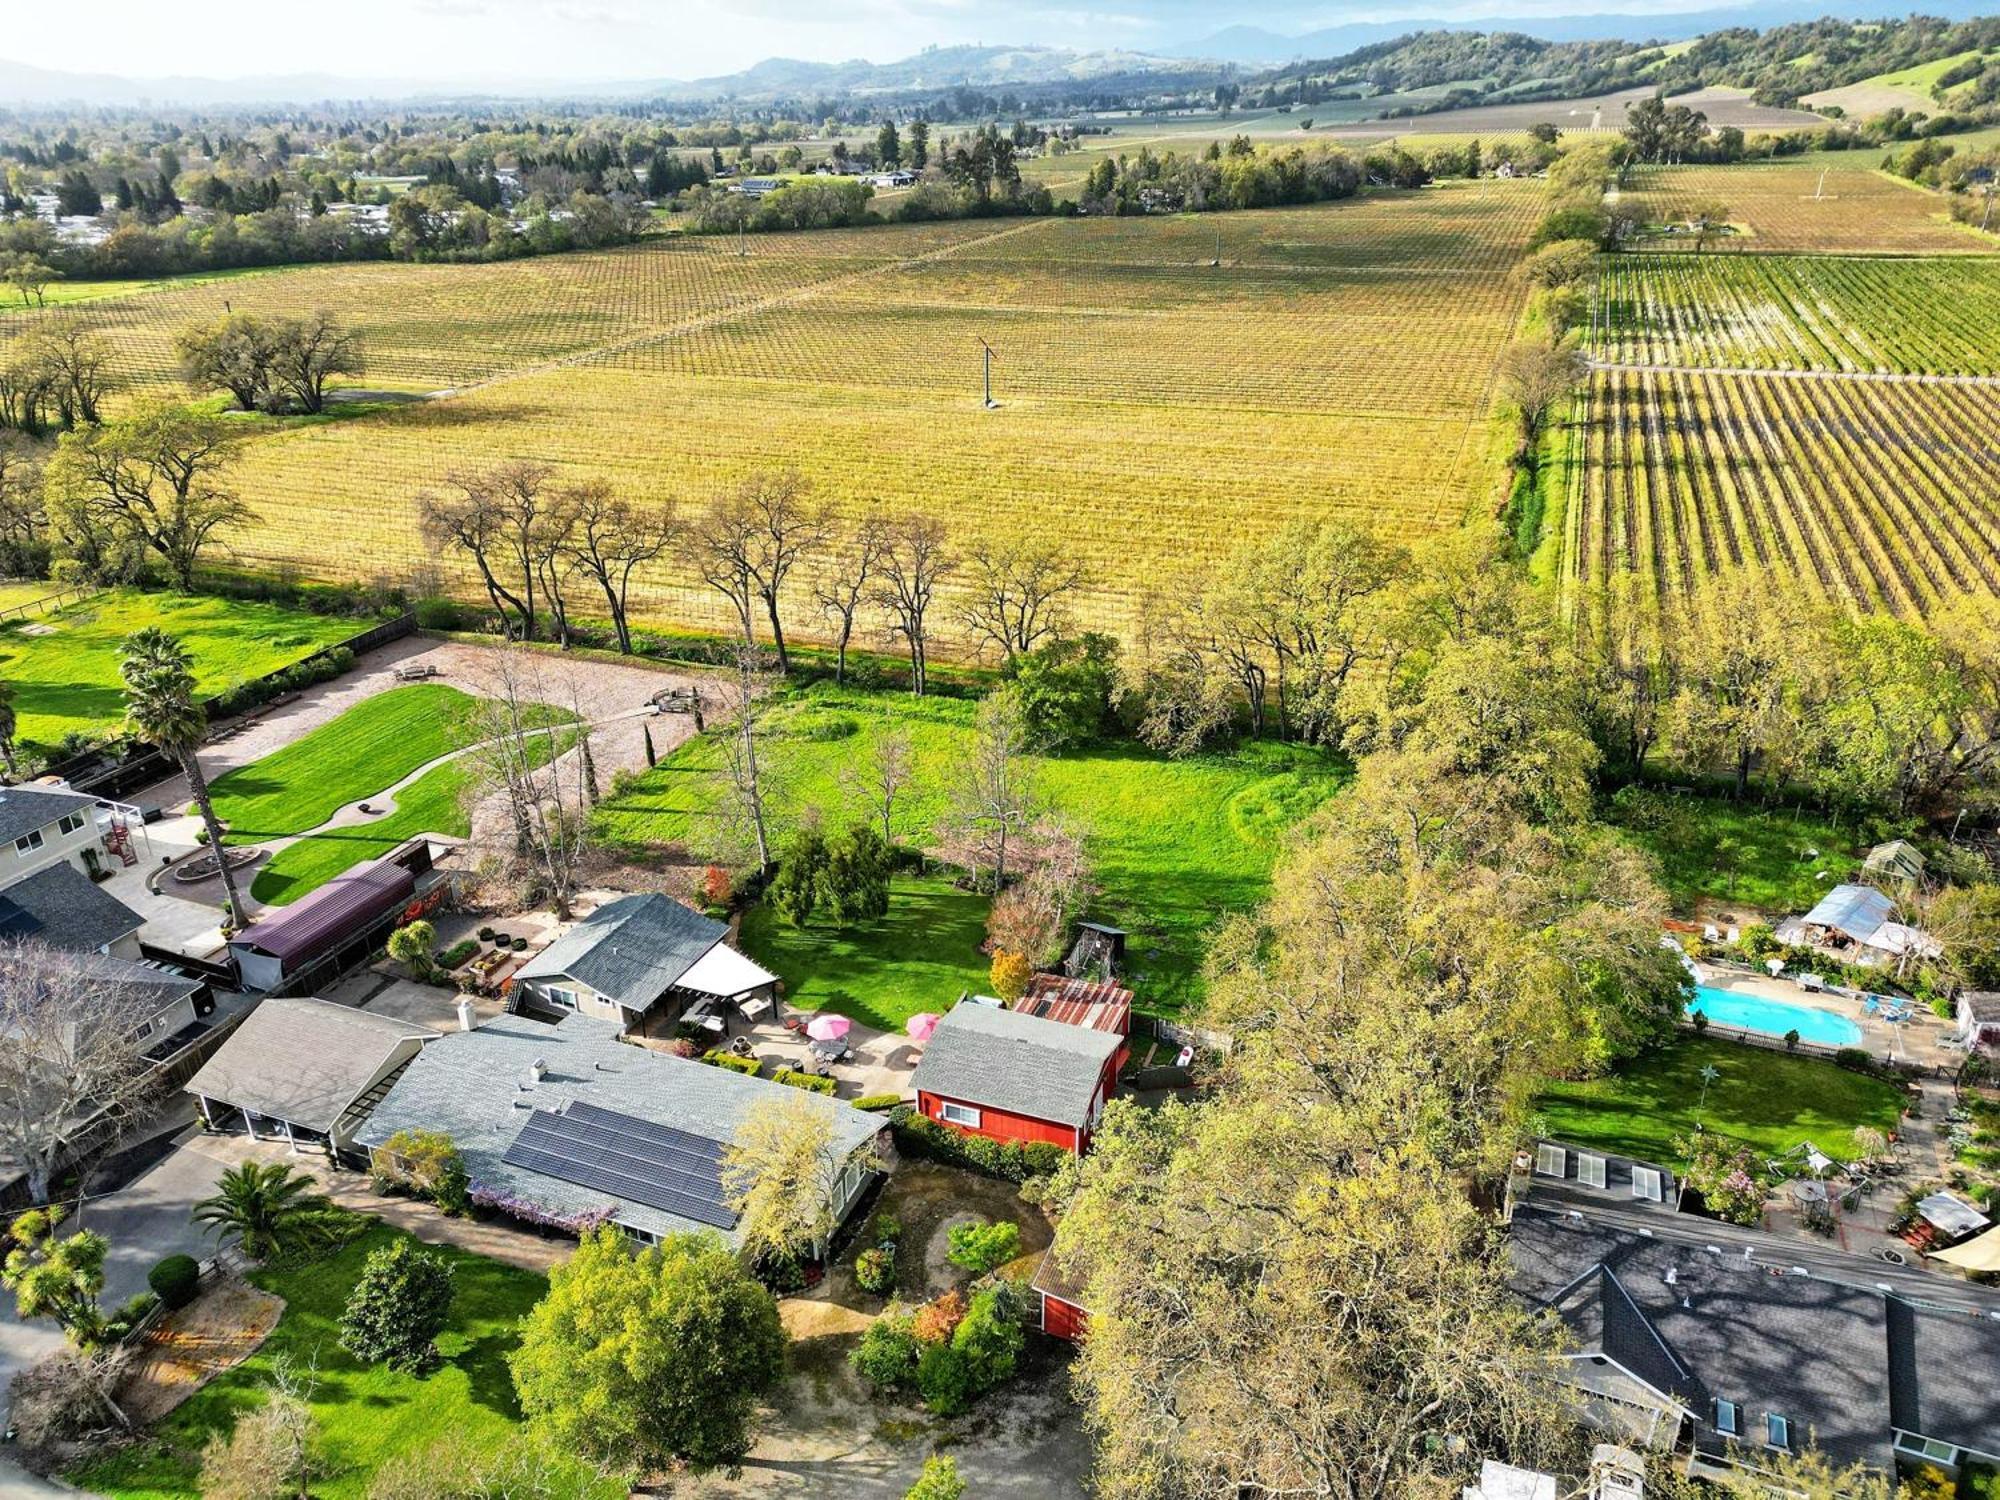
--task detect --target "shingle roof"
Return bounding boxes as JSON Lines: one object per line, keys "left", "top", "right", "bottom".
{"left": 514, "top": 893, "right": 727, "bottom": 1011}
{"left": 80, "top": 951, "right": 203, "bottom": 1015}
{"left": 1509, "top": 1207, "right": 2000, "bottom": 1469}
{"left": 0, "top": 787, "right": 96, "bottom": 847}
{"left": 355, "top": 1012, "right": 886, "bottom": 1243}
{"left": 1801, "top": 883, "right": 1896, "bottom": 944}
{"left": 910, "top": 1002, "right": 1122, "bottom": 1128}
{"left": 0, "top": 863, "right": 142, "bottom": 953}
{"left": 1962, "top": 991, "right": 2000, "bottom": 1024}
{"left": 185, "top": 996, "right": 435, "bottom": 1132}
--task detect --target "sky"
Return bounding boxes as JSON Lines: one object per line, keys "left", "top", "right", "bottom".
{"left": 7, "top": 0, "right": 1730, "bottom": 85}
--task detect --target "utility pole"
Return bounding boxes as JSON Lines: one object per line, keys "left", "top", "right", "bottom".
{"left": 1814, "top": 167, "right": 1829, "bottom": 201}
{"left": 1211, "top": 230, "right": 1221, "bottom": 268}
{"left": 739, "top": 222, "right": 747, "bottom": 258}
{"left": 977, "top": 337, "right": 998, "bottom": 409}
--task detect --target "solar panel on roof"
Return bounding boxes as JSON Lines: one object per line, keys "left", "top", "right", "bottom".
{"left": 501, "top": 1104, "right": 740, "bottom": 1231}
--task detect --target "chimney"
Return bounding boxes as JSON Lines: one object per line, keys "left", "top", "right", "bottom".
{"left": 456, "top": 997, "right": 477, "bottom": 1033}
{"left": 530, "top": 1058, "right": 548, "bottom": 1084}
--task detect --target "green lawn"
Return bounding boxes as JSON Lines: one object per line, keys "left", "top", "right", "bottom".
{"left": 1607, "top": 787, "right": 1866, "bottom": 916}
{"left": 73, "top": 1224, "right": 616, "bottom": 1500}
{"left": 1533, "top": 1036, "right": 1907, "bottom": 1165}
{"left": 594, "top": 685, "right": 1346, "bottom": 1013}
{"left": 0, "top": 589, "right": 357, "bottom": 754}
{"left": 741, "top": 874, "right": 993, "bottom": 1031}
{"left": 212, "top": 684, "right": 479, "bottom": 841}
{"left": 252, "top": 757, "right": 480, "bottom": 906}
{"left": 0, "top": 264, "right": 286, "bottom": 313}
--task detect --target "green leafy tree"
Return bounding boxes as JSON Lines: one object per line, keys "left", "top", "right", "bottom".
{"left": 906, "top": 1454, "right": 965, "bottom": 1500}
{"left": 511, "top": 1227, "right": 786, "bottom": 1474}
{"left": 119, "top": 627, "right": 245, "bottom": 919}
{"left": 339, "top": 1239, "right": 455, "bottom": 1373}
{"left": 724, "top": 1092, "right": 850, "bottom": 1261}
{"left": 946, "top": 1220, "right": 1021, "bottom": 1276}
{"left": 1010, "top": 633, "right": 1119, "bottom": 749}
{"left": 192, "top": 1161, "right": 346, "bottom": 1263}
{"left": 0, "top": 680, "right": 21, "bottom": 777}
{"left": 2, "top": 1208, "right": 109, "bottom": 1347}
{"left": 818, "top": 821, "right": 891, "bottom": 926}
{"left": 769, "top": 824, "right": 828, "bottom": 926}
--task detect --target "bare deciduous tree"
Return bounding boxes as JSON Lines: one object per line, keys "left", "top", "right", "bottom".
{"left": 813, "top": 515, "right": 887, "bottom": 685}
{"left": 716, "top": 644, "right": 773, "bottom": 872}
{"left": 939, "top": 692, "right": 1036, "bottom": 891}
{"left": 0, "top": 940, "right": 160, "bottom": 1204}
{"left": 557, "top": 481, "right": 680, "bottom": 655}
{"left": 873, "top": 515, "right": 957, "bottom": 697}
{"left": 960, "top": 529, "right": 1086, "bottom": 665}
{"left": 688, "top": 472, "right": 830, "bottom": 673}
{"left": 418, "top": 461, "right": 552, "bottom": 641}
{"left": 271, "top": 310, "right": 364, "bottom": 414}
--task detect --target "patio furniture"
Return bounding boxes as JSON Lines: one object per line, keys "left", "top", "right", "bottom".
{"left": 906, "top": 1012, "right": 942, "bottom": 1042}
{"left": 809, "top": 1038, "right": 851, "bottom": 1065}
{"left": 806, "top": 1014, "right": 852, "bottom": 1043}
{"left": 738, "top": 995, "right": 772, "bottom": 1022}
{"left": 393, "top": 663, "right": 440, "bottom": 682}
{"left": 727, "top": 1035, "right": 756, "bottom": 1058}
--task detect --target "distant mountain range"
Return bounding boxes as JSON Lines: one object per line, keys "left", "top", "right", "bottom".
{"left": 639, "top": 45, "right": 1218, "bottom": 102}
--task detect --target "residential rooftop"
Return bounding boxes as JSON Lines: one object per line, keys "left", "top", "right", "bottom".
{"left": 911, "top": 1002, "right": 1123, "bottom": 1128}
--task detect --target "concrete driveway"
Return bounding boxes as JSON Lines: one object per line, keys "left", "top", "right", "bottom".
{"left": 70, "top": 1136, "right": 234, "bottom": 1306}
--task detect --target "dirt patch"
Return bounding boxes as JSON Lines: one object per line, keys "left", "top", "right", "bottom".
{"left": 854, "top": 1164, "right": 1052, "bottom": 1305}
{"left": 117, "top": 1278, "right": 284, "bottom": 1425}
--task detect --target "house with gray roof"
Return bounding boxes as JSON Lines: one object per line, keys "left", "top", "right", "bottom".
{"left": 0, "top": 862, "right": 143, "bottom": 957}
{"left": 355, "top": 1011, "right": 885, "bottom": 1249}
{"left": 910, "top": 1000, "right": 1124, "bottom": 1153}
{"left": 513, "top": 893, "right": 778, "bottom": 1037}
{"left": 1509, "top": 1206, "right": 2000, "bottom": 1480}
{"left": 0, "top": 785, "right": 109, "bottom": 886}
{"left": 186, "top": 996, "right": 437, "bottom": 1157}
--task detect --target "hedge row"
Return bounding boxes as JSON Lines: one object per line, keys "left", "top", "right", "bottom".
{"left": 889, "top": 1107, "right": 1068, "bottom": 1183}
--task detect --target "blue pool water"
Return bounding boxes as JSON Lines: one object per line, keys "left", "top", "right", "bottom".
{"left": 1687, "top": 985, "right": 1863, "bottom": 1048}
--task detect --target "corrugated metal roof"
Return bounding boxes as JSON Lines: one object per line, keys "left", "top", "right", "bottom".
{"left": 1800, "top": 883, "right": 1895, "bottom": 943}
{"left": 1015, "top": 974, "right": 1132, "bottom": 1036}
{"left": 911, "top": 1003, "right": 1122, "bottom": 1127}
{"left": 233, "top": 859, "right": 416, "bottom": 966}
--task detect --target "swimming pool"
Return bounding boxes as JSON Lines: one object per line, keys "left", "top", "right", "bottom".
{"left": 1687, "top": 985, "right": 1864, "bottom": 1048}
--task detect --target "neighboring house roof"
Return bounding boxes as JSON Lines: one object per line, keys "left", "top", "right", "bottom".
{"left": 1958, "top": 991, "right": 2000, "bottom": 1024}
{"left": 1030, "top": 1246, "right": 1089, "bottom": 1308}
{"left": 514, "top": 893, "right": 736, "bottom": 1012}
{"left": 1509, "top": 1206, "right": 2000, "bottom": 1470}
{"left": 1015, "top": 974, "right": 1133, "bottom": 1036}
{"left": 80, "top": 951, "right": 202, "bottom": 1015}
{"left": 231, "top": 859, "right": 416, "bottom": 966}
{"left": 355, "top": 1012, "right": 885, "bottom": 1243}
{"left": 910, "top": 1002, "right": 1123, "bottom": 1128}
{"left": 1800, "top": 884, "right": 1896, "bottom": 945}
{"left": 0, "top": 786, "right": 96, "bottom": 846}
{"left": 1864, "top": 840, "right": 1925, "bottom": 881}
{"left": 0, "top": 863, "right": 142, "bottom": 952}
{"left": 186, "top": 996, "right": 435, "bottom": 1133}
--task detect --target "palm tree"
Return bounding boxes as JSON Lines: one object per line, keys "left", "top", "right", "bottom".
{"left": 0, "top": 681, "right": 18, "bottom": 778}
{"left": 118, "top": 627, "right": 245, "bottom": 924}
{"left": 192, "top": 1162, "right": 345, "bottom": 1263}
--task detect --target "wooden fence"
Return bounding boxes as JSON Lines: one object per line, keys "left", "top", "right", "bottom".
{"left": 0, "top": 582, "right": 101, "bottom": 622}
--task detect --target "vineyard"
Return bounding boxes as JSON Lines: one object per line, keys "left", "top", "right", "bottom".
{"left": 1619, "top": 161, "right": 1986, "bottom": 255}
{"left": 1590, "top": 255, "right": 2000, "bottom": 374}
{"left": 48, "top": 180, "right": 1540, "bottom": 645}
{"left": 1561, "top": 366, "right": 2000, "bottom": 625}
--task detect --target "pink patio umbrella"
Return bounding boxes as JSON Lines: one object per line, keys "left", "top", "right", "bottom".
{"left": 805, "top": 1013, "right": 852, "bottom": 1043}
{"left": 905, "top": 1012, "right": 943, "bottom": 1043}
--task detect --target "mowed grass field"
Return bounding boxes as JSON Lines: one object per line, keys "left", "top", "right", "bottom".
{"left": 594, "top": 686, "right": 1346, "bottom": 1013}
{"left": 3, "top": 183, "right": 1537, "bottom": 648}
{"left": 0, "top": 590, "right": 357, "bottom": 752}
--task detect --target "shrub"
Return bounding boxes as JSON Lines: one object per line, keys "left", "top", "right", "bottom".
{"left": 108, "top": 1290, "right": 160, "bottom": 1338}
{"left": 477, "top": 926, "right": 495, "bottom": 941}
{"left": 1739, "top": 923, "right": 1780, "bottom": 960}
{"left": 873, "top": 1212, "right": 901, "bottom": 1247}
{"left": 148, "top": 1253, "right": 201, "bottom": 1310}
{"left": 701, "top": 1050, "right": 762, "bottom": 1076}
{"left": 853, "top": 1092, "right": 904, "bottom": 1112}
{"left": 912, "top": 1288, "right": 967, "bottom": 1345}
{"left": 851, "top": 1314, "right": 922, "bottom": 1390}
{"left": 916, "top": 1341, "right": 975, "bottom": 1415}
{"left": 946, "top": 1220, "right": 1021, "bottom": 1276}
{"left": 373, "top": 1129, "right": 470, "bottom": 1215}
{"left": 339, "top": 1239, "right": 455, "bottom": 1374}
{"left": 888, "top": 1107, "right": 1067, "bottom": 1182}
{"left": 855, "top": 1246, "right": 895, "bottom": 1295}
{"left": 670, "top": 1038, "right": 699, "bottom": 1059}
{"left": 775, "top": 1068, "right": 837, "bottom": 1094}
{"left": 989, "top": 950, "right": 1032, "bottom": 1002}
{"left": 907, "top": 1454, "right": 966, "bottom": 1500}
{"left": 510, "top": 936, "right": 527, "bottom": 951}
{"left": 950, "top": 1284, "right": 1025, "bottom": 1394}
{"left": 1834, "top": 1047, "right": 1875, "bottom": 1074}
{"left": 701, "top": 864, "right": 733, "bottom": 907}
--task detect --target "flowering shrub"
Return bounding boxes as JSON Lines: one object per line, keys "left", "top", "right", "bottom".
{"left": 1677, "top": 1133, "right": 1766, "bottom": 1226}
{"left": 468, "top": 1183, "right": 613, "bottom": 1236}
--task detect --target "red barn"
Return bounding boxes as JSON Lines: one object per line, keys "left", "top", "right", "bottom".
{"left": 910, "top": 1001, "right": 1124, "bottom": 1153}
{"left": 1032, "top": 1248, "right": 1090, "bottom": 1342}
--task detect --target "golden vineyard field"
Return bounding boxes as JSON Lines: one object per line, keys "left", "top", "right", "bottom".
{"left": 14, "top": 180, "right": 1543, "bottom": 646}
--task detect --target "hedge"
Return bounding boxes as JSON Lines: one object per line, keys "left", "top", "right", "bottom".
{"left": 889, "top": 1107, "right": 1068, "bottom": 1182}
{"left": 853, "top": 1092, "right": 905, "bottom": 1112}
{"left": 701, "top": 1050, "right": 763, "bottom": 1076}
{"left": 775, "top": 1068, "right": 837, "bottom": 1094}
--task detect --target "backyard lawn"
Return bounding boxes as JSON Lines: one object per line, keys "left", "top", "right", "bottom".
{"left": 211, "top": 684, "right": 479, "bottom": 841}
{"left": 1533, "top": 1036, "right": 1908, "bottom": 1165}
{"left": 595, "top": 685, "right": 1345, "bottom": 1013}
{"left": 0, "top": 589, "right": 357, "bottom": 754}
{"left": 1607, "top": 787, "right": 1867, "bottom": 917}
{"left": 73, "top": 1225, "right": 617, "bottom": 1500}
{"left": 741, "top": 873, "right": 992, "bottom": 1031}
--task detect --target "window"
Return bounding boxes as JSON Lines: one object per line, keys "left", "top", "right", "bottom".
{"left": 1765, "top": 1414, "right": 1790, "bottom": 1450}
{"left": 1631, "top": 1166, "right": 1664, "bottom": 1202}
{"left": 939, "top": 1101, "right": 982, "bottom": 1128}
{"left": 1535, "top": 1144, "right": 1566, "bottom": 1178}
{"left": 544, "top": 986, "right": 577, "bottom": 1011}
{"left": 1896, "top": 1434, "right": 1956, "bottom": 1464}
{"left": 133, "top": 1019, "right": 156, "bottom": 1041}
{"left": 1713, "top": 1400, "right": 1739, "bottom": 1437}
{"left": 57, "top": 812, "right": 86, "bottom": 836}
{"left": 1577, "top": 1153, "right": 1608, "bottom": 1189}
{"left": 13, "top": 830, "right": 42, "bottom": 854}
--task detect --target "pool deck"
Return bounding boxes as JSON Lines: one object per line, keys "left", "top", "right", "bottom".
{"left": 1694, "top": 963, "right": 1953, "bottom": 1071}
